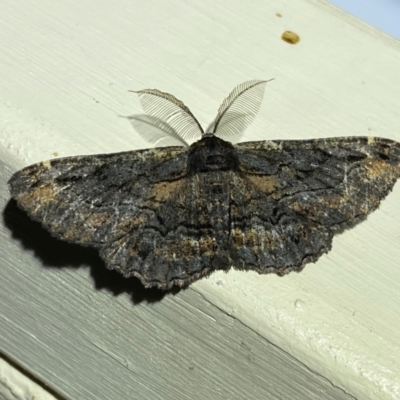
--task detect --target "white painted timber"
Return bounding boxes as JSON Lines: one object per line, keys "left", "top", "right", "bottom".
{"left": 1, "top": 0, "right": 400, "bottom": 399}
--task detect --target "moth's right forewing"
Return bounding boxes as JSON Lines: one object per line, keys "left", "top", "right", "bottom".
{"left": 8, "top": 147, "right": 188, "bottom": 245}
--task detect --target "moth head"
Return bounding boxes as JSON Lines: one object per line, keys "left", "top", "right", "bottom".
{"left": 187, "top": 134, "right": 239, "bottom": 173}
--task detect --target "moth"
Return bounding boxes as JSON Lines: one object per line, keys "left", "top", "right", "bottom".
{"left": 9, "top": 80, "right": 400, "bottom": 289}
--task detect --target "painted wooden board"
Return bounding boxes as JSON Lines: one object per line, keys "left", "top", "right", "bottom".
{"left": 1, "top": 0, "right": 400, "bottom": 399}
{"left": 0, "top": 357, "right": 57, "bottom": 400}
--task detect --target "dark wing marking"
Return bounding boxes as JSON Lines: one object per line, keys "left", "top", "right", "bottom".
{"left": 231, "top": 137, "right": 400, "bottom": 274}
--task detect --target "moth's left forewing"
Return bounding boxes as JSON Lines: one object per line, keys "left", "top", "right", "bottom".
{"left": 230, "top": 137, "right": 400, "bottom": 275}
{"left": 286, "top": 137, "right": 400, "bottom": 227}
{"left": 235, "top": 136, "right": 400, "bottom": 228}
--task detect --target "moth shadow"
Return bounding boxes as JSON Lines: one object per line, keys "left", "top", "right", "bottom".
{"left": 3, "top": 200, "right": 180, "bottom": 304}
